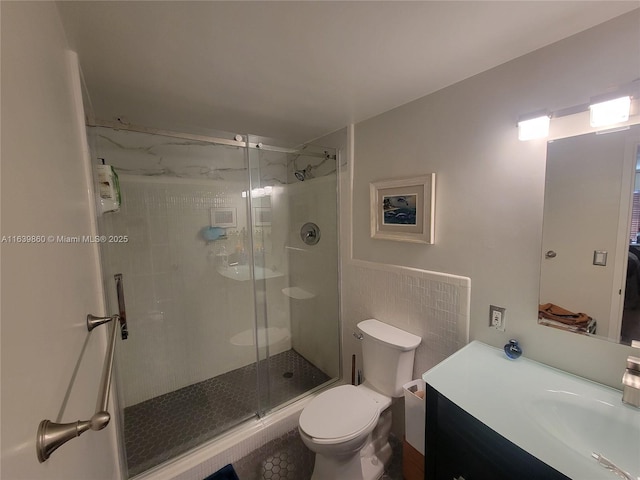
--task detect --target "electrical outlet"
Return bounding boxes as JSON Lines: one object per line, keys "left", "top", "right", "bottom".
{"left": 489, "top": 305, "right": 506, "bottom": 331}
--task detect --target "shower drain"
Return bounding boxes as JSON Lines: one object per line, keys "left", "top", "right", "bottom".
{"left": 282, "top": 372, "right": 294, "bottom": 378}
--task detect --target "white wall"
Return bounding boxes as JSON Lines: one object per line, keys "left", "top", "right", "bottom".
{"left": 0, "top": 2, "right": 119, "bottom": 479}
{"left": 351, "top": 10, "right": 640, "bottom": 389}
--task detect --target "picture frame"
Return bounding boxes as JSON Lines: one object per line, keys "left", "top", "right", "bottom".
{"left": 370, "top": 174, "right": 435, "bottom": 244}
{"left": 254, "top": 207, "right": 272, "bottom": 226}
{"left": 210, "top": 207, "right": 237, "bottom": 228}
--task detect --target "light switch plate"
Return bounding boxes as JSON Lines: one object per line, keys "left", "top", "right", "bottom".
{"left": 593, "top": 250, "right": 607, "bottom": 266}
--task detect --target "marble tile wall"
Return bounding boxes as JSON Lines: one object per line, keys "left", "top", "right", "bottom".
{"left": 91, "top": 126, "right": 336, "bottom": 184}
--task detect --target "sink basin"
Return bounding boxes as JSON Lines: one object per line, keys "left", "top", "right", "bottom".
{"left": 423, "top": 341, "right": 640, "bottom": 479}
{"left": 217, "top": 265, "right": 283, "bottom": 281}
{"left": 527, "top": 390, "right": 640, "bottom": 477}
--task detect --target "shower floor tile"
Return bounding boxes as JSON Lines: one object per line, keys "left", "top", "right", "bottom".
{"left": 123, "top": 349, "right": 330, "bottom": 477}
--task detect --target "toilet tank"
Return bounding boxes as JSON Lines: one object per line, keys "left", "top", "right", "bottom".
{"left": 358, "top": 319, "right": 422, "bottom": 397}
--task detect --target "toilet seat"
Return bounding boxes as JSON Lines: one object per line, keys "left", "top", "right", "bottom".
{"left": 299, "top": 385, "right": 380, "bottom": 445}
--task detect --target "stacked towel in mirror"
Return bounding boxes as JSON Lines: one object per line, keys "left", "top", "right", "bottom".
{"left": 538, "top": 303, "right": 592, "bottom": 325}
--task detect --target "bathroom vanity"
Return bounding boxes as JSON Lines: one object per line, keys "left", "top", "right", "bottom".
{"left": 423, "top": 341, "right": 640, "bottom": 480}
{"left": 424, "top": 385, "right": 569, "bottom": 479}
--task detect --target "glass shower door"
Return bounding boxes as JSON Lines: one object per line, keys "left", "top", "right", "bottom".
{"left": 90, "top": 126, "right": 261, "bottom": 476}
{"left": 89, "top": 125, "right": 341, "bottom": 477}
{"left": 247, "top": 138, "right": 340, "bottom": 416}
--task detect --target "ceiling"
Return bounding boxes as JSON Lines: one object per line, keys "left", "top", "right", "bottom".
{"left": 57, "top": 1, "right": 639, "bottom": 145}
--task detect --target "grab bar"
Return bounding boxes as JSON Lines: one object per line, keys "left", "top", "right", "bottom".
{"left": 37, "top": 275, "right": 128, "bottom": 462}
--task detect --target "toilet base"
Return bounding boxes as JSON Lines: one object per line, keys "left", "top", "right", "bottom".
{"left": 310, "top": 450, "right": 384, "bottom": 480}
{"left": 360, "top": 450, "right": 386, "bottom": 480}
{"left": 308, "top": 410, "right": 392, "bottom": 480}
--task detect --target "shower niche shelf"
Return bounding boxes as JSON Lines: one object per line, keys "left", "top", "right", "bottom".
{"left": 217, "top": 265, "right": 283, "bottom": 281}
{"left": 230, "top": 327, "right": 291, "bottom": 347}
{"left": 281, "top": 287, "right": 315, "bottom": 300}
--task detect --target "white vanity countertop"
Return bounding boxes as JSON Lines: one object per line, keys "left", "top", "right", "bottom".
{"left": 423, "top": 341, "right": 640, "bottom": 480}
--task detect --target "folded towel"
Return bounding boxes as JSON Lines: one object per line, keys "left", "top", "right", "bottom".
{"left": 539, "top": 303, "right": 592, "bottom": 325}
{"left": 203, "top": 464, "right": 239, "bottom": 480}
{"left": 201, "top": 226, "right": 226, "bottom": 242}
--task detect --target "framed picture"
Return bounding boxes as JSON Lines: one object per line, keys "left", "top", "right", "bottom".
{"left": 254, "top": 207, "right": 272, "bottom": 226}
{"left": 370, "top": 174, "right": 435, "bottom": 244}
{"left": 210, "top": 207, "right": 237, "bottom": 228}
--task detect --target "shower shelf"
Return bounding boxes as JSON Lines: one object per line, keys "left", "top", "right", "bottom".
{"left": 230, "top": 327, "right": 291, "bottom": 347}
{"left": 217, "top": 265, "right": 283, "bottom": 281}
{"left": 281, "top": 287, "right": 315, "bottom": 300}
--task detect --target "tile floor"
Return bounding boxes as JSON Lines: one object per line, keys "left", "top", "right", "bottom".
{"left": 124, "top": 349, "right": 331, "bottom": 477}
{"left": 233, "top": 429, "right": 403, "bottom": 480}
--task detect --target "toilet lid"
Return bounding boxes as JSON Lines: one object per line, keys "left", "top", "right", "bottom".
{"left": 299, "top": 385, "right": 379, "bottom": 441}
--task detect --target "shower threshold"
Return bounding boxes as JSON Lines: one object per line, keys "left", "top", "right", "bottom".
{"left": 123, "top": 349, "right": 330, "bottom": 477}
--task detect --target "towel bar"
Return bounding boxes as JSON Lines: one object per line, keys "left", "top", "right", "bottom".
{"left": 36, "top": 275, "right": 128, "bottom": 462}
{"left": 37, "top": 316, "right": 120, "bottom": 462}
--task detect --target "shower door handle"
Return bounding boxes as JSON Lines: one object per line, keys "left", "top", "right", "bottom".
{"left": 115, "top": 273, "right": 128, "bottom": 340}
{"left": 87, "top": 274, "right": 128, "bottom": 340}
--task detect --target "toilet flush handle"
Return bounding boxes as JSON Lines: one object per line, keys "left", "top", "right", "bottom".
{"left": 353, "top": 332, "right": 363, "bottom": 340}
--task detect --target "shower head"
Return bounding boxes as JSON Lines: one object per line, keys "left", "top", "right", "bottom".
{"left": 294, "top": 165, "right": 313, "bottom": 182}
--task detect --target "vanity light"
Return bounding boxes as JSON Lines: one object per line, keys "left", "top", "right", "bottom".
{"left": 589, "top": 95, "right": 631, "bottom": 127}
{"left": 517, "top": 114, "right": 550, "bottom": 141}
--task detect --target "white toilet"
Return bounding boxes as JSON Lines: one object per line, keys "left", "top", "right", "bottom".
{"left": 298, "top": 319, "right": 421, "bottom": 480}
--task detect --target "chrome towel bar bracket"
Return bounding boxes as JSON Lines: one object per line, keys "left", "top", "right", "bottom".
{"left": 87, "top": 313, "right": 118, "bottom": 331}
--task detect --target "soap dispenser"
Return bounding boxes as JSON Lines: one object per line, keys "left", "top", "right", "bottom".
{"left": 504, "top": 339, "right": 522, "bottom": 360}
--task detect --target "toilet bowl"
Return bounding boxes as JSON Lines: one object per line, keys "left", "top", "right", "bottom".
{"left": 298, "top": 384, "right": 390, "bottom": 480}
{"left": 298, "top": 319, "right": 421, "bottom": 480}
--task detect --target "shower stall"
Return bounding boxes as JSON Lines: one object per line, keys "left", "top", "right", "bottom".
{"left": 88, "top": 125, "right": 340, "bottom": 477}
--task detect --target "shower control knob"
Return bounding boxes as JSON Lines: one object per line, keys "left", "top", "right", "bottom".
{"left": 300, "top": 223, "right": 321, "bottom": 246}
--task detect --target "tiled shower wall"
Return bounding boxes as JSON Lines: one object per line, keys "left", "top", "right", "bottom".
{"left": 342, "top": 260, "right": 470, "bottom": 383}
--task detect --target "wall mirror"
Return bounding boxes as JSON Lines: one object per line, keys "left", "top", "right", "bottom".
{"left": 539, "top": 124, "right": 640, "bottom": 345}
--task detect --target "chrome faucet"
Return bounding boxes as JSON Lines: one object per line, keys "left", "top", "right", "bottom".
{"left": 622, "top": 354, "right": 640, "bottom": 408}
